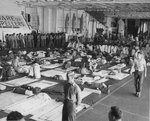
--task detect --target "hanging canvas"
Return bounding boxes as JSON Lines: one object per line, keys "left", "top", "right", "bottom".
{"left": 65, "top": 14, "right": 69, "bottom": 33}
{"left": 72, "top": 13, "right": 76, "bottom": 32}
{"left": 80, "top": 14, "right": 83, "bottom": 33}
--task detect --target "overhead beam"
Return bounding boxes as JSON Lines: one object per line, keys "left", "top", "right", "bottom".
{"left": 75, "top": 0, "right": 150, "bottom": 4}
{"left": 17, "top": 0, "right": 150, "bottom": 13}
{"left": 104, "top": 11, "right": 150, "bottom": 18}
{"left": 27, "top": 1, "right": 75, "bottom": 7}
{"left": 19, "top": 0, "right": 150, "bottom": 7}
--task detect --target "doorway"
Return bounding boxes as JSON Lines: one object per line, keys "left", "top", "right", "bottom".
{"left": 127, "top": 19, "right": 139, "bottom": 37}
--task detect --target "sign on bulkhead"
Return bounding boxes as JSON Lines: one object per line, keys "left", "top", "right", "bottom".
{"left": 0, "top": 15, "right": 25, "bottom": 28}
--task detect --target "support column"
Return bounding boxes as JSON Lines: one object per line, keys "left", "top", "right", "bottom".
{"left": 63, "top": 8, "right": 65, "bottom": 32}
{"left": 125, "top": 18, "right": 128, "bottom": 38}
{"left": 52, "top": 7, "right": 57, "bottom": 33}
{"left": 76, "top": 10, "right": 79, "bottom": 30}
{"left": 37, "top": 7, "right": 44, "bottom": 32}
{"left": 43, "top": 7, "right": 49, "bottom": 33}
{"left": 69, "top": 9, "right": 72, "bottom": 34}
{"left": 92, "top": 19, "right": 94, "bottom": 38}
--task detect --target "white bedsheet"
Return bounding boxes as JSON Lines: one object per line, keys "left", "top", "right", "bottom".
{"left": 31, "top": 103, "right": 89, "bottom": 121}
{"left": 84, "top": 88, "right": 101, "bottom": 94}
{"left": 41, "top": 70, "right": 67, "bottom": 80}
{"left": 0, "top": 77, "right": 39, "bottom": 87}
{"left": 93, "top": 70, "right": 110, "bottom": 77}
{"left": 123, "top": 68, "right": 130, "bottom": 73}
{"left": 94, "top": 78, "right": 109, "bottom": 84}
{"left": 0, "top": 92, "right": 27, "bottom": 109}
{"left": 81, "top": 90, "right": 92, "bottom": 99}
{"left": 82, "top": 76, "right": 95, "bottom": 84}
{"left": 55, "top": 67, "right": 79, "bottom": 72}
{"left": 40, "top": 63, "right": 63, "bottom": 69}
{"left": 0, "top": 117, "right": 6, "bottom": 121}
{"left": 28, "top": 80, "right": 58, "bottom": 89}
{"left": 5, "top": 93, "right": 52, "bottom": 116}
{"left": 147, "top": 62, "right": 150, "bottom": 66}
{"left": 0, "top": 91, "right": 90, "bottom": 121}
{"left": 109, "top": 63, "right": 126, "bottom": 70}
{"left": 107, "top": 73, "right": 129, "bottom": 80}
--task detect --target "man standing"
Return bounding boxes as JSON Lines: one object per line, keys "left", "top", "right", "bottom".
{"left": 130, "top": 51, "right": 147, "bottom": 97}
{"left": 62, "top": 71, "right": 81, "bottom": 121}
{"left": 12, "top": 55, "right": 20, "bottom": 72}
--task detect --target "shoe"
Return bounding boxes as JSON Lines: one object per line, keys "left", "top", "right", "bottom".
{"left": 138, "top": 92, "right": 141, "bottom": 97}
{"left": 137, "top": 92, "right": 141, "bottom": 97}
{"left": 136, "top": 92, "right": 139, "bottom": 97}
{"left": 135, "top": 92, "right": 137, "bottom": 96}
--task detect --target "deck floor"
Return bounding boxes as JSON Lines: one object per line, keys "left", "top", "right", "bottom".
{"left": 77, "top": 67, "right": 150, "bottom": 121}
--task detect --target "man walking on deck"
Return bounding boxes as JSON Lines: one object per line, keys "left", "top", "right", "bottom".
{"left": 130, "top": 51, "right": 147, "bottom": 97}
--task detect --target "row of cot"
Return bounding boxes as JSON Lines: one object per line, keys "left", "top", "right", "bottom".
{"left": 94, "top": 45, "right": 129, "bottom": 55}
{"left": 67, "top": 42, "right": 130, "bottom": 55}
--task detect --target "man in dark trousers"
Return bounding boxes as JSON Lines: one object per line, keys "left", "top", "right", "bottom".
{"left": 62, "top": 71, "right": 81, "bottom": 121}
{"left": 130, "top": 51, "right": 147, "bottom": 97}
